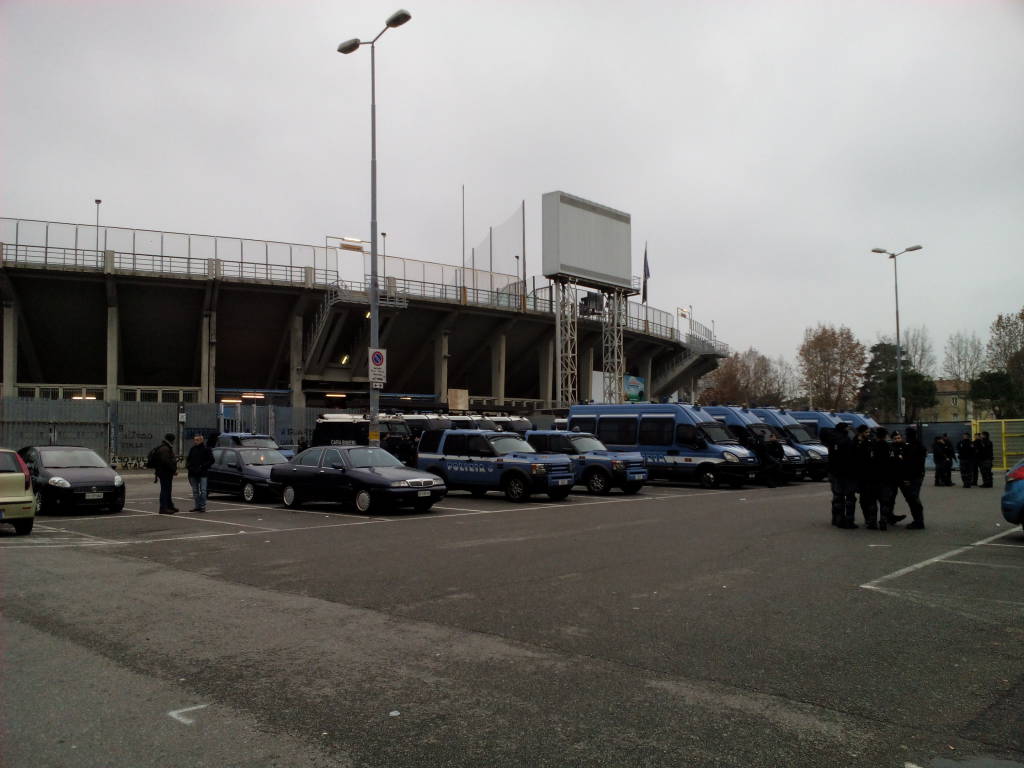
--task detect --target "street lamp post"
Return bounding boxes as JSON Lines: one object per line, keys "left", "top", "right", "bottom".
{"left": 338, "top": 9, "right": 411, "bottom": 446}
{"left": 870, "top": 244, "right": 923, "bottom": 422}
{"left": 95, "top": 199, "right": 102, "bottom": 254}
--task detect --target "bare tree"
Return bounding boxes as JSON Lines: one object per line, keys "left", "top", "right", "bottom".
{"left": 986, "top": 307, "right": 1024, "bottom": 371}
{"left": 797, "top": 324, "right": 866, "bottom": 411}
{"left": 942, "top": 331, "right": 985, "bottom": 383}
{"left": 878, "top": 326, "right": 936, "bottom": 375}
{"left": 697, "top": 348, "right": 797, "bottom": 406}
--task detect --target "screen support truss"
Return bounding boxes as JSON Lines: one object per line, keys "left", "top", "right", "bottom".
{"left": 554, "top": 278, "right": 578, "bottom": 408}
{"left": 602, "top": 288, "right": 626, "bottom": 404}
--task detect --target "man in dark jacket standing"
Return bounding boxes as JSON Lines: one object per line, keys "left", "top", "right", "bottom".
{"left": 932, "top": 435, "right": 952, "bottom": 486}
{"left": 825, "top": 422, "right": 857, "bottom": 528}
{"left": 186, "top": 434, "right": 215, "bottom": 513}
{"left": 899, "top": 427, "right": 927, "bottom": 529}
{"left": 957, "top": 432, "right": 976, "bottom": 488}
{"left": 977, "top": 431, "right": 994, "bottom": 488}
{"left": 152, "top": 433, "right": 178, "bottom": 514}
{"left": 854, "top": 425, "right": 884, "bottom": 529}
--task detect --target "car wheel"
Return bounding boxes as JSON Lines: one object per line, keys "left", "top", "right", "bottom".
{"left": 109, "top": 499, "right": 125, "bottom": 514}
{"left": 282, "top": 485, "right": 301, "bottom": 508}
{"left": 503, "top": 474, "right": 530, "bottom": 503}
{"left": 354, "top": 489, "right": 373, "bottom": 514}
{"left": 12, "top": 518, "right": 33, "bottom": 536}
{"left": 242, "top": 482, "right": 258, "bottom": 503}
{"left": 585, "top": 468, "right": 611, "bottom": 495}
{"left": 621, "top": 482, "right": 643, "bottom": 495}
{"left": 413, "top": 500, "right": 434, "bottom": 513}
{"left": 547, "top": 488, "right": 572, "bottom": 501}
{"left": 469, "top": 488, "right": 488, "bottom": 498}
{"left": 698, "top": 467, "right": 719, "bottom": 489}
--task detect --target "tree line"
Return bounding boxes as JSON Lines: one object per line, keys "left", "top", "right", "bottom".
{"left": 698, "top": 305, "right": 1024, "bottom": 421}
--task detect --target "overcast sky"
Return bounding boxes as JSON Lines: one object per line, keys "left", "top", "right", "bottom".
{"left": 3, "top": 0, "right": 1022, "bottom": 368}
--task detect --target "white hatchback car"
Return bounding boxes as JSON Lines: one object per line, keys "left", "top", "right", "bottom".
{"left": 0, "top": 448, "right": 36, "bottom": 535}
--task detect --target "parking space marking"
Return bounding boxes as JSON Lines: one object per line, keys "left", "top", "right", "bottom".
{"left": 938, "top": 559, "right": 1024, "bottom": 570}
{"left": 860, "top": 527, "right": 1021, "bottom": 592}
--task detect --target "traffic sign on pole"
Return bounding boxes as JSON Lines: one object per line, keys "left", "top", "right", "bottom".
{"left": 368, "top": 347, "right": 387, "bottom": 384}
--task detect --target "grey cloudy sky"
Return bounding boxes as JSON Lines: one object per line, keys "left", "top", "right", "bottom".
{"left": 3, "top": 0, "right": 1022, "bottom": 367}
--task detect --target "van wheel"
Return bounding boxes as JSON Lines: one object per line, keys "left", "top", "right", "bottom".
{"left": 503, "top": 474, "right": 530, "bottom": 503}
{"left": 282, "top": 485, "right": 301, "bottom": 508}
{"left": 698, "top": 467, "right": 719, "bottom": 489}
{"left": 547, "top": 488, "right": 572, "bottom": 501}
{"left": 621, "top": 482, "right": 643, "bottom": 495}
{"left": 585, "top": 468, "right": 611, "bottom": 495}
{"left": 12, "top": 518, "right": 33, "bottom": 535}
{"left": 242, "top": 482, "right": 258, "bottom": 503}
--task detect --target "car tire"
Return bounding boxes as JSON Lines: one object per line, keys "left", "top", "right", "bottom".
{"left": 109, "top": 499, "right": 125, "bottom": 514}
{"left": 503, "top": 474, "right": 530, "bottom": 503}
{"left": 354, "top": 489, "right": 373, "bottom": 514}
{"left": 413, "top": 500, "right": 434, "bottom": 513}
{"left": 469, "top": 488, "right": 488, "bottom": 498}
{"left": 11, "top": 517, "right": 33, "bottom": 536}
{"left": 547, "top": 488, "right": 572, "bottom": 501}
{"left": 282, "top": 485, "right": 301, "bottom": 509}
{"left": 242, "top": 482, "right": 258, "bottom": 504}
{"left": 621, "top": 482, "right": 643, "bottom": 495}
{"left": 698, "top": 467, "right": 720, "bottom": 489}
{"left": 585, "top": 468, "right": 611, "bottom": 495}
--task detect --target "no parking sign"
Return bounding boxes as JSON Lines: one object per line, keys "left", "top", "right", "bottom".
{"left": 368, "top": 347, "right": 387, "bottom": 384}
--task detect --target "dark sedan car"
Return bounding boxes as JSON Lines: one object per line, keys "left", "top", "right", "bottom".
{"left": 269, "top": 445, "right": 446, "bottom": 514}
{"left": 18, "top": 445, "right": 125, "bottom": 514}
{"left": 207, "top": 447, "right": 289, "bottom": 503}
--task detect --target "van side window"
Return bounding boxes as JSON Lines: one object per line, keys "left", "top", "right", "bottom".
{"left": 598, "top": 417, "right": 637, "bottom": 445}
{"left": 639, "top": 417, "right": 673, "bottom": 446}
{"left": 418, "top": 430, "right": 442, "bottom": 453}
{"left": 444, "top": 434, "right": 468, "bottom": 455}
{"left": 676, "top": 424, "right": 699, "bottom": 446}
{"left": 569, "top": 417, "right": 596, "bottom": 434}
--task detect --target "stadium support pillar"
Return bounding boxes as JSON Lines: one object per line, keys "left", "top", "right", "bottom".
{"left": 490, "top": 332, "right": 506, "bottom": 406}
{"left": 201, "top": 312, "right": 216, "bottom": 403}
{"left": 434, "top": 330, "right": 450, "bottom": 403}
{"left": 539, "top": 336, "right": 554, "bottom": 408}
{"left": 290, "top": 314, "right": 305, "bottom": 409}
{"left": 642, "top": 355, "right": 653, "bottom": 401}
{"left": 2, "top": 303, "right": 16, "bottom": 397}
{"left": 105, "top": 306, "right": 119, "bottom": 401}
{"left": 580, "top": 346, "right": 595, "bottom": 403}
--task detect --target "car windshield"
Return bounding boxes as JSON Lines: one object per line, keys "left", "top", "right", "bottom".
{"left": 570, "top": 435, "right": 607, "bottom": 452}
{"left": 698, "top": 423, "right": 737, "bottom": 444}
{"left": 489, "top": 435, "right": 535, "bottom": 455}
{"left": 786, "top": 425, "right": 818, "bottom": 444}
{"left": 384, "top": 423, "right": 410, "bottom": 435}
{"left": 346, "top": 448, "right": 403, "bottom": 468}
{"left": 40, "top": 448, "right": 108, "bottom": 469}
{"left": 239, "top": 437, "right": 278, "bottom": 448}
{"left": 750, "top": 424, "right": 774, "bottom": 440}
{"left": 239, "top": 449, "right": 288, "bottom": 465}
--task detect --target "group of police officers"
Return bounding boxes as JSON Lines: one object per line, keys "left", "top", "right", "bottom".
{"left": 931, "top": 431, "right": 995, "bottom": 488}
{"left": 824, "top": 423, "right": 927, "bottom": 530}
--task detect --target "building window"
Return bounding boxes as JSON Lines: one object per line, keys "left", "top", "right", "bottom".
{"left": 140, "top": 390, "right": 159, "bottom": 403}
{"left": 951, "top": 396, "right": 958, "bottom": 406}
{"left": 17, "top": 387, "right": 36, "bottom": 399}
{"left": 181, "top": 390, "right": 199, "bottom": 403}
{"left": 39, "top": 387, "right": 59, "bottom": 400}
{"left": 120, "top": 389, "right": 138, "bottom": 401}
{"left": 162, "top": 390, "right": 180, "bottom": 403}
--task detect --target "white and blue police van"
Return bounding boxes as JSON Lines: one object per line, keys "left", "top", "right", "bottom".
{"left": 703, "top": 405, "right": 807, "bottom": 482}
{"left": 788, "top": 411, "right": 853, "bottom": 445}
{"left": 566, "top": 403, "right": 758, "bottom": 488}
{"left": 416, "top": 429, "right": 575, "bottom": 502}
{"left": 750, "top": 407, "right": 829, "bottom": 480}
{"left": 524, "top": 430, "right": 648, "bottom": 495}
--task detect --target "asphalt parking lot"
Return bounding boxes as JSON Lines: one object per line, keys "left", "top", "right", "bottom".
{"left": 2, "top": 473, "right": 1022, "bottom": 768}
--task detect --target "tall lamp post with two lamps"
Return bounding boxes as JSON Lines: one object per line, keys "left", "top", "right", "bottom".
{"left": 338, "top": 9, "right": 411, "bottom": 445}
{"left": 870, "top": 244, "right": 923, "bottom": 422}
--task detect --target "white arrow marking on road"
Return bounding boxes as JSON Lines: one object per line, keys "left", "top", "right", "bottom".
{"left": 168, "top": 704, "right": 209, "bottom": 724}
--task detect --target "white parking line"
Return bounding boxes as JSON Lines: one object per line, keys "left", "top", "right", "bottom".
{"left": 938, "top": 559, "right": 1024, "bottom": 570}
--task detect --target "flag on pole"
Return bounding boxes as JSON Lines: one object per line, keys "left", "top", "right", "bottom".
{"left": 678, "top": 306, "right": 690, "bottom": 319}
{"left": 642, "top": 244, "right": 650, "bottom": 304}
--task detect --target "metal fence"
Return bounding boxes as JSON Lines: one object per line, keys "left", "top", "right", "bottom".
{"left": 973, "top": 418, "right": 1024, "bottom": 471}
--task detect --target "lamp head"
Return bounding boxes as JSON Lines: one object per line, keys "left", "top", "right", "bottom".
{"left": 905, "top": 244, "right": 923, "bottom": 251}
{"left": 95, "top": 199, "right": 102, "bottom": 205}
{"left": 871, "top": 248, "right": 887, "bottom": 254}
{"left": 337, "top": 38, "right": 361, "bottom": 54}
{"left": 386, "top": 9, "right": 412, "bottom": 27}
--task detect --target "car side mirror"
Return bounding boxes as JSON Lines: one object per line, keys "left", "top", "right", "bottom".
{"left": 227, "top": 462, "right": 240, "bottom": 469}
{"left": 110, "top": 463, "right": 118, "bottom": 470}
{"left": 331, "top": 463, "right": 346, "bottom": 471}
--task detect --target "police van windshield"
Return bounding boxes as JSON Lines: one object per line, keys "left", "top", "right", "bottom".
{"left": 698, "top": 423, "right": 737, "bottom": 444}
{"left": 786, "top": 425, "right": 818, "bottom": 444}
{"left": 750, "top": 424, "right": 774, "bottom": 440}
{"left": 488, "top": 435, "right": 535, "bottom": 455}
{"left": 569, "top": 435, "right": 606, "bottom": 453}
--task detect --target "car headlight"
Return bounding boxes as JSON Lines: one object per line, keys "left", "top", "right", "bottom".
{"left": 722, "top": 452, "right": 739, "bottom": 463}
{"left": 48, "top": 476, "right": 72, "bottom": 488}
{"left": 531, "top": 463, "right": 546, "bottom": 475}
{"left": 432, "top": 477, "right": 445, "bottom": 486}
{"left": 611, "top": 460, "right": 625, "bottom": 471}
{"left": 808, "top": 451, "right": 824, "bottom": 461}
{"left": 113, "top": 474, "right": 124, "bottom": 486}
{"left": 390, "top": 480, "right": 410, "bottom": 487}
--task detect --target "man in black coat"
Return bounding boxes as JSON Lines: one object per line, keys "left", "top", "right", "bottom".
{"left": 186, "top": 434, "right": 215, "bottom": 513}
{"left": 957, "top": 432, "right": 976, "bottom": 488}
{"left": 151, "top": 433, "right": 179, "bottom": 514}
{"left": 977, "top": 431, "right": 995, "bottom": 488}
{"left": 898, "top": 427, "right": 927, "bottom": 529}
{"left": 854, "top": 425, "right": 883, "bottom": 529}
{"left": 825, "top": 422, "right": 857, "bottom": 529}
{"left": 879, "top": 430, "right": 908, "bottom": 528}
{"left": 932, "top": 435, "right": 952, "bottom": 486}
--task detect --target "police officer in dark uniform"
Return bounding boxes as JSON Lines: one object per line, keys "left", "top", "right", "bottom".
{"left": 853, "top": 425, "right": 883, "bottom": 529}
{"left": 879, "top": 430, "right": 908, "bottom": 528}
{"left": 977, "top": 431, "right": 995, "bottom": 488}
{"left": 899, "top": 427, "right": 927, "bottom": 529}
{"left": 761, "top": 432, "right": 786, "bottom": 488}
{"left": 825, "top": 422, "right": 857, "bottom": 528}
{"left": 957, "top": 432, "right": 976, "bottom": 488}
{"left": 932, "top": 435, "right": 950, "bottom": 486}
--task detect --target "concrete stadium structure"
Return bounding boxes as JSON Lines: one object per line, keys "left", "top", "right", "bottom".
{"left": 0, "top": 217, "right": 727, "bottom": 412}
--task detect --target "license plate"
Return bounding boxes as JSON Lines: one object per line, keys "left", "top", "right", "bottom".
{"left": 417, "top": 490, "right": 430, "bottom": 497}
{"left": 85, "top": 492, "right": 104, "bottom": 500}
{"left": 555, "top": 479, "right": 571, "bottom": 486}
{"left": 629, "top": 472, "right": 647, "bottom": 480}
{"left": 748, "top": 473, "right": 756, "bottom": 480}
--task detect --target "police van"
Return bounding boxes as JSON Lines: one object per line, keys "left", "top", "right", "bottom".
{"left": 524, "top": 430, "right": 648, "bottom": 495}
{"left": 750, "top": 407, "right": 829, "bottom": 480}
{"left": 837, "top": 411, "right": 880, "bottom": 431}
{"left": 703, "top": 405, "right": 807, "bottom": 481}
{"left": 416, "top": 429, "right": 575, "bottom": 502}
{"left": 788, "top": 411, "right": 853, "bottom": 445}
{"left": 566, "top": 403, "right": 758, "bottom": 488}
{"left": 311, "top": 414, "right": 416, "bottom": 465}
